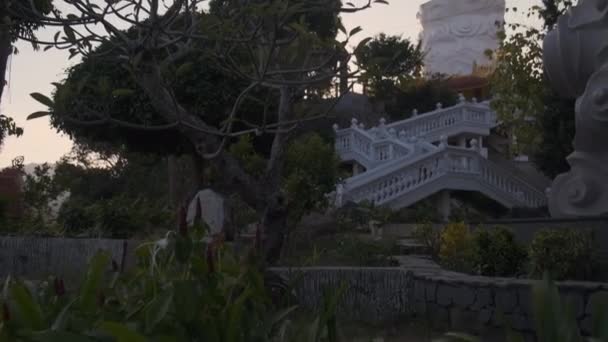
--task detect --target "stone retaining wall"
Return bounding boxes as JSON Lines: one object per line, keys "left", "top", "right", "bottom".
{"left": 271, "top": 267, "right": 413, "bottom": 322}
{"left": 273, "top": 262, "right": 608, "bottom": 337}
{"left": 0, "top": 236, "right": 137, "bottom": 279}
{"left": 411, "top": 271, "right": 608, "bottom": 336}
{"left": 1, "top": 236, "right": 607, "bottom": 337}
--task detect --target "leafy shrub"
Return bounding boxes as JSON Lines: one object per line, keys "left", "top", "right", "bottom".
{"left": 412, "top": 222, "right": 441, "bottom": 261}
{"left": 471, "top": 227, "right": 527, "bottom": 277}
{"left": 439, "top": 222, "right": 474, "bottom": 273}
{"left": 334, "top": 201, "right": 393, "bottom": 232}
{"left": 56, "top": 200, "right": 96, "bottom": 234}
{"left": 0, "top": 224, "right": 342, "bottom": 341}
{"left": 529, "top": 228, "right": 596, "bottom": 280}
{"left": 507, "top": 206, "right": 550, "bottom": 219}
{"left": 285, "top": 133, "right": 341, "bottom": 224}
{"left": 333, "top": 236, "right": 399, "bottom": 267}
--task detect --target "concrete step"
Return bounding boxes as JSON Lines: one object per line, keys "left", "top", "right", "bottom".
{"left": 382, "top": 224, "right": 419, "bottom": 238}
{"left": 393, "top": 254, "right": 442, "bottom": 271}
{"left": 395, "top": 238, "right": 431, "bottom": 255}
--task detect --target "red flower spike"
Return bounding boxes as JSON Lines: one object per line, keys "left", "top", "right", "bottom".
{"left": 194, "top": 196, "right": 202, "bottom": 227}
{"left": 2, "top": 303, "right": 10, "bottom": 321}
{"left": 206, "top": 244, "right": 215, "bottom": 274}
{"left": 254, "top": 223, "right": 263, "bottom": 252}
{"left": 54, "top": 278, "right": 65, "bottom": 297}
{"left": 97, "top": 291, "right": 106, "bottom": 307}
{"left": 178, "top": 205, "right": 188, "bottom": 236}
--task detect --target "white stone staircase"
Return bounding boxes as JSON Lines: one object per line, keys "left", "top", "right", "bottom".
{"left": 333, "top": 97, "right": 547, "bottom": 211}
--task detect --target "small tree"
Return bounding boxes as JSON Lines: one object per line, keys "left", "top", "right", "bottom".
{"left": 355, "top": 33, "right": 423, "bottom": 95}
{"left": 17, "top": 0, "right": 387, "bottom": 262}
{"left": 489, "top": 1, "right": 575, "bottom": 172}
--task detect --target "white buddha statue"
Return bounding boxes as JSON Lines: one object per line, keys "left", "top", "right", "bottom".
{"left": 418, "top": 0, "right": 506, "bottom": 76}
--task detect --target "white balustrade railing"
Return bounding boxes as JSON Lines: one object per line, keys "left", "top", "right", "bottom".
{"left": 385, "top": 102, "right": 497, "bottom": 141}
{"left": 335, "top": 126, "right": 434, "bottom": 168}
{"left": 341, "top": 146, "right": 546, "bottom": 208}
{"left": 334, "top": 100, "right": 498, "bottom": 169}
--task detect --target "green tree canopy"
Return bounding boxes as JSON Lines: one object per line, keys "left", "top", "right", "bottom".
{"left": 489, "top": 0, "right": 575, "bottom": 177}
{"left": 355, "top": 33, "right": 423, "bottom": 95}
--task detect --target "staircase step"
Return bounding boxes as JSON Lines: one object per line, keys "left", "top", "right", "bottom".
{"left": 395, "top": 239, "right": 431, "bottom": 255}
{"left": 393, "top": 254, "right": 442, "bottom": 271}
{"left": 383, "top": 224, "right": 420, "bottom": 238}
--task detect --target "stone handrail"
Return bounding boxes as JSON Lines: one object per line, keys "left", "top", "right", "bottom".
{"left": 335, "top": 125, "right": 437, "bottom": 169}
{"left": 385, "top": 101, "right": 497, "bottom": 142}
{"left": 342, "top": 146, "right": 546, "bottom": 208}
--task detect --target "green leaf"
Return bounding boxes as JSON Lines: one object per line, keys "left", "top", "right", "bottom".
{"left": 174, "top": 235, "right": 192, "bottom": 264}
{"left": 63, "top": 25, "right": 76, "bottom": 42}
{"left": 354, "top": 37, "right": 372, "bottom": 53}
{"left": 173, "top": 281, "right": 198, "bottom": 323}
{"left": 27, "top": 111, "right": 51, "bottom": 120}
{"left": 79, "top": 251, "right": 110, "bottom": 313}
{"left": 27, "top": 331, "right": 94, "bottom": 342}
{"left": 51, "top": 298, "right": 78, "bottom": 331}
{"left": 99, "top": 322, "right": 146, "bottom": 342}
{"left": 30, "top": 93, "right": 55, "bottom": 109}
{"left": 349, "top": 26, "right": 362, "bottom": 37}
{"left": 111, "top": 89, "right": 135, "bottom": 98}
{"left": 224, "top": 287, "right": 252, "bottom": 342}
{"left": 144, "top": 290, "right": 173, "bottom": 333}
{"left": 443, "top": 332, "right": 481, "bottom": 341}
{"left": 175, "top": 62, "right": 194, "bottom": 78}
{"left": 591, "top": 292, "right": 608, "bottom": 340}
{"left": 8, "top": 281, "right": 45, "bottom": 330}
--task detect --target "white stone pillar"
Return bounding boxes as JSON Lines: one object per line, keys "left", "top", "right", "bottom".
{"left": 458, "top": 136, "right": 467, "bottom": 148}
{"left": 437, "top": 190, "right": 451, "bottom": 222}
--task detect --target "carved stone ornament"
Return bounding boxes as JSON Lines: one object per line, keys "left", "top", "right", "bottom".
{"left": 544, "top": 0, "right": 608, "bottom": 217}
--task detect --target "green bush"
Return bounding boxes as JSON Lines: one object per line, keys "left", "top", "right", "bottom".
{"left": 412, "top": 222, "right": 441, "bottom": 261}
{"left": 285, "top": 133, "right": 341, "bottom": 225}
{"left": 439, "top": 222, "right": 474, "bottom": 273}
{"left": 0, "top": 225, "right": 342, "bottom": 341}
{"left": 56, "top": 200, "right": 96, "bottom": 234}
{"left": 471, "top": 227, "right": 527, "bottom": 277}
{"left": 529, "top": 228, "right": 596, "bottom": 281}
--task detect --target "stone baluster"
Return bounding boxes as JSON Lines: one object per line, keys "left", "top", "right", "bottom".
{"left": 351, "top": 118, "right": 358, "bottom": 128}
{"left": 412, "top": 109, "right": 418, "bottom": 117}
{"left": 469, "top": 139, "right": 480, "bottom": 172}
{"left": 439, "top": 135, "right": 448, "bottom": 149}
{"left": 333, "top": 123, "right": 339, "bottom": 132}
{"left": 388, "top": 128, "right": 397, "bottom": 142}
{"left": 459, "top": 93, "right": 466, "bottom": 103}
{"left": 436, "top": 102, "right": 443, "bottom": 110}
{"left": 335, "top": 183, "right": 344, "bottom": 208}
{"left": 398, "top": 130, "right": 407, "bottom": 140}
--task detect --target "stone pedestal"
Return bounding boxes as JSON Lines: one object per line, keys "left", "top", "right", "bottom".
{"left": 437, "top": 190, "right": 451, "bottom": 222}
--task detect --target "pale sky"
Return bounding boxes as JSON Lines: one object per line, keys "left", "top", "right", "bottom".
{"left": 0, "top": 0, "right": 539, "bottom": 168}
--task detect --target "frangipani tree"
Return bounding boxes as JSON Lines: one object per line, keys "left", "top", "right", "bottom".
{"left": 10, "top": 0, "right": 387, "bottom": 262}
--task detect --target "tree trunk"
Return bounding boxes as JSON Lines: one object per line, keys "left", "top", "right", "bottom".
{"left": 167, "top": 154, "right": 205, "bottom": 209}
{"left": 261, "top": 87, "right": 293, "bottom": 264}
{"left": 0, "top": 26, "right": 12, "bottom": 109}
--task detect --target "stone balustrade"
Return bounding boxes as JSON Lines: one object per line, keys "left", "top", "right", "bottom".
{"left": 341, "top": 146, "right": 546, "bottom": 209}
